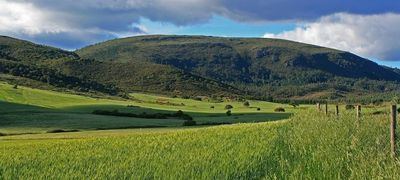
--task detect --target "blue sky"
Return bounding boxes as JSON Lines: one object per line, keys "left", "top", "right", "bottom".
{"left": 138, "top": 16, "right": 296, "bottom": 38}
{"left": 1, "top": 0, "right": 400, "bottom": 67}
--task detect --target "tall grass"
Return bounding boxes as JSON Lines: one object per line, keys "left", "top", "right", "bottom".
{"left": 1, "top": 109, "right": 399, "bottom": 179}
{"left": 275, "top": 110, "right": 400, "bottom": 179}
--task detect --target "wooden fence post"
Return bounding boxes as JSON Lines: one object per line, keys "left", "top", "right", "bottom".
{"left": 325, "top": 102, "right": 328, "bottom": 115}
{"left": 317, "top": 103, "right": 321, "bottom": 111}
{"left": 391, "top": 105, "right": 397, "bottom": 157}
{"left": 335, "top": 105, "right": 339, "bottom": 116}
{"left": 356, "top": 105, "right": 361, "bottom": 118}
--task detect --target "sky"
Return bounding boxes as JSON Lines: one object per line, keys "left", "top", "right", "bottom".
{"left": 1, "top": 0, "right": 400, "bottom": 67}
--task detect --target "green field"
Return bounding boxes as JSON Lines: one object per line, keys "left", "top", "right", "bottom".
{"left": 1, "top": 110, "right": 399, "bottom": 179}
{"left": 1, "top": 82, "right": 400, "bottom": 179}
{"left": 0, "top": 82, "right": 292, "bottom": 134}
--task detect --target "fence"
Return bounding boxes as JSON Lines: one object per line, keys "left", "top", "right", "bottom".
{"left": 317, "top": 103, "right": 397, "bottom": 157}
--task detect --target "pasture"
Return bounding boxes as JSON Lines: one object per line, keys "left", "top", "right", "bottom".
{"left": 0, "top": 82, "right": 292, "bottom": 134}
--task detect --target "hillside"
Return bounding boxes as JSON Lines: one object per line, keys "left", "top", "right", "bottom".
{"left": 77, "top": 35, "right": 400, "bottom": 101}
{"left": 1, "top": 35, "right": 400, "bottom": 101}
{"left": 0, "top": 36, "right": 242, "bottom": 98}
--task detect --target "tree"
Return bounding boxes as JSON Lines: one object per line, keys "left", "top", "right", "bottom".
{"left": 243, "top": 101, "right": 250, "bottom": 107}
{"left": 225, "top": 104, "right": 233, "bottom": 110}
{"left": 226, "top": 110, "right": 232, "bottom": 116}
{"left": 289, "top": 100, "right": 299, "bottom": 108}
{"left": 274, "top": 107, "right": 285, "bottom": 112}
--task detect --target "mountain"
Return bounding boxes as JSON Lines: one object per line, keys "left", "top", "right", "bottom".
{"left": 0, "top": 35, "right": 242, "bottom": 98}
{"left": 1, "top": 35, "right": 400, "bottom": 102}
{"left": 76, "top": 35, "right": 400, "bottom": 101}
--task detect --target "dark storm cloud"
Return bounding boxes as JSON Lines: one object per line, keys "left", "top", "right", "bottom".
{"left": 220, "top": 0, "right": 400, "bottom": 22}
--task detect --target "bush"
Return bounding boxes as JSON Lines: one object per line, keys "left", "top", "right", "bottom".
{"left": 289, "top": 101, "right": 299, "bottom": 108}
{"left": 274, "top": 107, "right": 285, "bottom": 112}
{"left": 345, "top": 105, "right": 355, "bottom": 110}
{"left": 199, "top": 122, "right": 232, "bottom": 126}
{"left": 225, "top": 104, "right": 233, "bottom": 110}
{"left": 183, "top": 120, "right": 197, "bottom": 126}
{"left": 175, "top": 110, "right": 184, "bottom": 116}
{"left": 257, "top": 108, "right": 261, "bottom": 111}
{"left": 46, "top": 129, "right": 80, "bottom": 133}
{"left": 12, "top": 84, "right": 18, "bottom": 89}
{"left": 397, "top": 108, "right": 400, "bottom": 113}
{"left": 210, "top": 106, "right": 215, "bottom": 109}
{"left": 93, "top": 109, "right": 193, "bottom": 120}
{"left": 118, "top": 93, "right": 130, "bottom": 99}
{"left": 226, "top": 110, "right": 232, "bottom": 116}
{"left": 243, "top": 101, "right": 250, "bottom": 107}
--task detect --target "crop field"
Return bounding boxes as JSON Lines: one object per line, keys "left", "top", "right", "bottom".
{"left": 1, "top": 109, "right": 400, "bottom": 179}
{"left": 1, "top": 82, "right": 400, "bottom": 179}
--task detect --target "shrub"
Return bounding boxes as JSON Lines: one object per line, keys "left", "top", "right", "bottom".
{"left": 289, "top": 101, "right": 299, "bottom": 108}
{"left": 181, "top": 114, "right": 193, "bottom": 121}
{"left": 226, "top": 110, "right": 232, "bottom": 116}
{"left": 274, "top": 107, "right": 285, "bottom": 112}
{"left": 93, "top": 109, "right": 193, "bottom": 120}
{"left": 225, "top": 104, "right": 233, "bottom": 110}
{"left": 199, "top": 122, "right": 232, "bottom": 126}
{"left": 118, "top": 93, "right": 130, "bottom": 99}
{"left": 257, "top": 108, "right": 261, "bottom": 111}
{"left": 345, "top": 105, "right": 355, "bottom": 110}
{"left": 183, "top": 120, "right": 197, "bottom": 126}
{"left": 175, "top": 110, "right": 184, "bottom": 116}
{"left": 243, "top": 101, "right": 250, "bottom": 107}
{"left": 0, "top": 132, "right": 6, "bottom": 136}
{"left": 12, "top": 84, "right": 18, "bottom": 89}
{"left": 397, "top": 108, "right": 400, "bottom": 113}
{"left": 194, "top": 97, "right": 202, "bottom": 101}
{"left": 210, "top": 106, "right": 215, "bottom": 109}
{"left": 46, "top": 129, "right": 79, "bottom": 133}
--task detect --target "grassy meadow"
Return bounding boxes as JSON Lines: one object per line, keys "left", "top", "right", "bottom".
{"left": 1, "top": 109, "right": 399, "bottom": 179}
{"left": 1, "top": 82, "right": 400, "bottom": 179}
{"left": 0, "top": 82, "right": 292, "bottom": 134}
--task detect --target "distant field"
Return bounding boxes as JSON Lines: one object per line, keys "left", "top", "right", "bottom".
{"left": 0, "top": 82, "right": 293, "bottom": 134}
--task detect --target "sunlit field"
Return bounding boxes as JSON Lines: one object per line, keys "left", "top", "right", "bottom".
{"left": 0, "top": 82, "right": 293, "bottom": 134}
{"left": 1, "top": 109, "right": 399, "bottom": 179}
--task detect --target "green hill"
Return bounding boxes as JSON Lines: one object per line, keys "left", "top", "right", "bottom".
{"left": 76, "top": 35, "right": 400, "bottom": 101}
{"left": 1, "top": 35, "right": 400, "bottom": 101}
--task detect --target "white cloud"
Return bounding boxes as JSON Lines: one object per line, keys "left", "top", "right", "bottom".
{"left": 0, "top": 1, "right": 67, "bottom": 35}
{"left": 0, "top": 0, "right": 148, "bottom": 49}
{"left": 1, "top": 0, "right": 400, "bottom": 52}
{"left": 264, "top": 13, "right": 400, "bottom": 61}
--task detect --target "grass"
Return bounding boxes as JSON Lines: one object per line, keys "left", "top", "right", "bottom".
{"left": 1, "top": 109, "right": 399, "bottom": 179}
{"left": 0, "top": 82, "right": 292, "bottom": 134}
{"left": 3, "top": 82, "right": 398, "bottom": 178}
